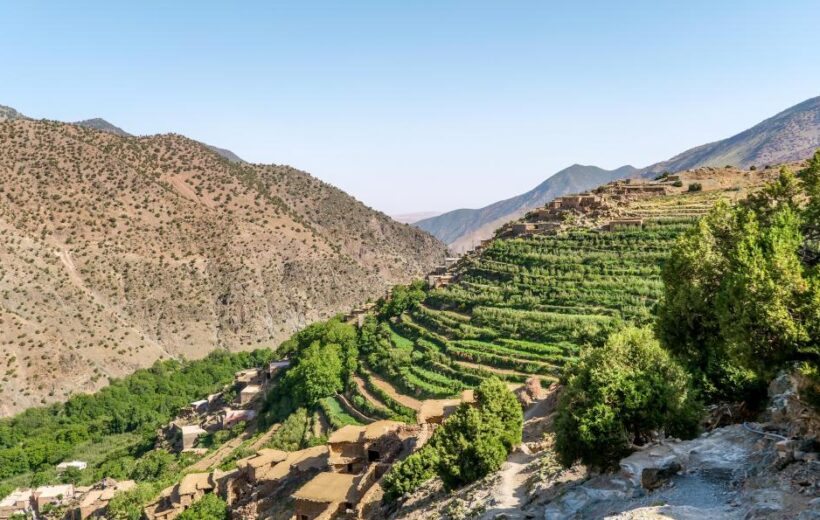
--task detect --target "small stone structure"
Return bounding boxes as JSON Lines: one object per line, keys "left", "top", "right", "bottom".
{"left": 68, "top": 478, "right": 136, "bottom": 519}
{"left": 291, "top": 472, "right": 360, "bottom": 520}
{"left": 0, "top": 489, "right": 34, "bottom": 519}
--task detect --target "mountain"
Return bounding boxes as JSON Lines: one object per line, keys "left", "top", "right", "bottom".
{"left": 391, "top": 211, "right": 442, "bottom": 224}
{"left": 417, "top": 95, "right": 820, "bottom": 250}
{"left": 0, "top": 117, "right": 445, "bottom": 416}
{"left": 643, "top": 95, "right": 820, "bottom": 175}
{"left": 74, "top": 117, "right": 131, "bottom": 137}
{"left": 416, "top": 164, "right": 637, "bottom": 252}
{"left": 0, "top": 105, "right": 24, "bottom": 122}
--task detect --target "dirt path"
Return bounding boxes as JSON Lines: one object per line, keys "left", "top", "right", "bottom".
{"left": 248, "top": 424, "right": 280, "bottom": 452}
{"left": 189, "top": 434, "right": 247, "bottom": 472}
{"left": 481, "top": 449, "right": 537, "bottom": 519}
{"left": 365, "top": 372, "right": 422, "bottom": 410}
{"left": 353, "top": 375, "right": 389, "bottom": 410}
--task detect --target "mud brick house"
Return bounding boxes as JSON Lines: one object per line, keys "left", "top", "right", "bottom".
{"left": 292, "top": 472, "right": 360, "bottom": 520}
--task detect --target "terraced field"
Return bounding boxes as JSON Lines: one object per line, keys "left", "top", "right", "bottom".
{"left": 345, "top": 189, "right": 740, "bottom": 419}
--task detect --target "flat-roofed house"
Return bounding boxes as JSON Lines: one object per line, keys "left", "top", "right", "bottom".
{"left": 417, "top": 390, "right": 475, "bottom": 425}
{"left": 235, "top": 368, "right": 263, "bottom": 386}
{"left": 0, "top": 489, "right": 34, "bottom": 519}
{"left": 57, "top": 460, "right": 88, "bottom": 472}
{"left": 33, "top": 484, "right": 75, "bottom": 513}
{"left": 268, "top": 360, "right": 290, "bottom": 380}
{"left": 607, "top": 219, "right": 643, "bottom": 231}
{"left": 176, "top": 424, "right": 207, "bottom": 451}
{"left": 292, "top": 472, "right": 360, "bottom": 520}
{"left": 72, "top": 479, "right": 136, "bottom": 519}
{"left": 328, "top": 425, "right": 367, "bottom": 474}
{"left": 222, "top": 408, "right": 256, "bottom": 428}
{"left": 175, "top": 473, "right": 214, "bottom": 509}
{"left": 236, "top": 448, "right": 289, "bottom": 483}
{"left": 239, "top": 384, "right": 262, "bottom": 406}
{"left": 327, "top": 421, "right": 405, "bottom": 474}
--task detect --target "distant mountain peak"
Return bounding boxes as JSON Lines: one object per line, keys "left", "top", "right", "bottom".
{"left": 74, "top": 117, "right": 132, "bottom": 137}
{"left": 417, "top": 95, "right": 820, "bottom": 250}
{"left": 0, "top": 105, "right": 25, "bottom": 122}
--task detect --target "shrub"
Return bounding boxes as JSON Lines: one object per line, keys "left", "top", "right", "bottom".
{"left": 382, "top": 378, "right": 522, "bottom": 498}
{"left": 177, "top": 493, "right": 228, "bottom": 520}
{"left": 554, "top": 326, "right": 701, "bottom": 469}
{"left": 688, "top": 182, "right": 703, "bottom": 192}
{"left": 381, "top": 445, "right": 439, "bottom": 500}
{"left": 672, "top": 180, "right": 683, "bottom": 187}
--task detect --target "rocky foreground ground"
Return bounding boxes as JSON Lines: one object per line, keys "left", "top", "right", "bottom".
{"left": 385, "top": 372, "right": 819, "bottom": 520}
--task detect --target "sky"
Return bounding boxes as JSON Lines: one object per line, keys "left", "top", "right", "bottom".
{"left": 1, "top": 1, "right": 819, "bottom": 215}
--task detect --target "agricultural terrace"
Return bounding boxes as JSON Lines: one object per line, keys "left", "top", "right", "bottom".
{"left": 348, "top": 189, "right": 733, "bottom": 418}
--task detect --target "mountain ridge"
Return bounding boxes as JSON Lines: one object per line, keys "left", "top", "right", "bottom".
{"left": 416, "top": 95, "right": 820, "bottom": 250}
{"left": 0, "top": 116, "right": 446, "bottom": 416}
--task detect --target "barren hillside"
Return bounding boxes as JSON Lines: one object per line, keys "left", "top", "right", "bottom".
{"left": 0, "top": 118, "right": 445, "bottom": 415}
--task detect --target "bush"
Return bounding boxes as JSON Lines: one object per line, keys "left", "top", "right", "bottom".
{"left": 554, "top": 326, "right": 701, "bottom": 469}
{"left": 382, "top": 378, "right": 523, "bottom": 498}
{"left": 672, "top": 180, "right": 683, "bottom": 187}
{"left": 177, "top": 493, "right": 228, "bottom": 520}
{"left": 381, "top": 445, "right": 439, "bottom": 500}
{"left": 658, "top": 165, "right": 819, "bottom": 400}
{"left": 688, "top": 182, "right": 703, "bottom": 192}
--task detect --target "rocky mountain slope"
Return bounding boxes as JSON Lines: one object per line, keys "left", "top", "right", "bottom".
{"left": 416, "top": 164, "right": 637, "bottom": 252}
{"left": 417, "top": 95, "right": 820, "bottom": 251}
{"left": 0, "top": 117, "right": 445, "bottom": 416}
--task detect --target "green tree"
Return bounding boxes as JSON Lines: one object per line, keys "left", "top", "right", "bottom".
{"left": 554, "top": 326, "right": 701, "bottom": 469}
{"left": 381, "top": 445, "right": 439, "bottom": 500}
{"left": 284, "top": 341, "right": 344, "bottom": 406}
{"left": 658, "top": 165, "right": 819, "bottom": 399}
{"left": 177, "top": 493, "right": 228, "bottom": 520}
{"left": 107, "top": 484, "right": 156, "bottom": 520}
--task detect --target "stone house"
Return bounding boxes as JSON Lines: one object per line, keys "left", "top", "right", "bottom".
{"left": 33, "top": 484, "right": 75, "bottom": 514}
{"left": 176, "top": 424, "right": 207, "bottom": 452}
{"left": 69, "top": 479, "right": 136, "bottom": 519}
{"left": 57, "top": 460, "right": 88, "bottom": 472}
{"left": 239, "top": 384, "right": 262, "bottom": 406}
{"left": 292, "top": 472, "right": 360, "bottom": 520}
{"left": 222, "top": 408, "right": 256, "bottom": 428}
{"left": 236, "top": 448, "right": 289, "bottom": 483}
{"left": 417, "top": 389, "right": 475, "bottom": 424}
{"left": 268, "top": 360, "right": 291, "bottom": 380}
{"left": 235, "top": 368, "right": 264, "bottom": 386}
{"left": 607, "top": 219, "right": 643, "bottom": 231}
{"left": 0, "top": 489, "right": 34, "bottom": 519}
{"left": 327, "top": 420, "right": 407, "bottom": 474}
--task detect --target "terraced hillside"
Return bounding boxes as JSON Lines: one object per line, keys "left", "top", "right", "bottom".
{"left": 343, "top": 168, "right": 775, "bottom": 420}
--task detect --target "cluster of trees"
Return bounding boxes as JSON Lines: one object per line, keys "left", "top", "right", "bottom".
{"left": 260, "top": 318, "right": 358, "bottom": 440}
{"left": 554, "top": 152, "right": 820, "bottom": 469}
{"left": 377, "top": 281, "right": 426, "bottom": 319}
{"left": 554, "top": 326, "right": 701, "bottom": 468}
{"left": 658, "top": 157, "right": 819, "bottom": 401}
{"left": 382, "top": 378, "right": 522, "bottom": 499}
{"left": 0, "top": 349, "right": 272, "bottom": 481}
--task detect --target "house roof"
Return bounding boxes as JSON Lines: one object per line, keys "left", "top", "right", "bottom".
{"left": 180, "top": 425, "right": 206, "bottom": 435}
{"left": 177, "top": 473, "right": 213, "bottom": 496}
{"left": 0, "top": 488, "right": 33, "bottom": 507}
{"left": 328, "top": 424, "right": 365, "bottom": 444}
{"left": 34, "top": 484, "right": 74, "bottom": 499}
{"left": 416, "top": 398, "right": 461, "bottom": 423}
{"left": 362, "top": 420, "right": 403, "bottom": 440}
{"left": 293, "top": 472, "right": 359, "bottom": 503}
{"left": 243, "top": 448, "right": 288, "bottom": 469}
{"left": 240, "top": 384, "right": 261, "bottom": 394}
{"left": 263, "top": 446, "right": 328, "bottom": 481}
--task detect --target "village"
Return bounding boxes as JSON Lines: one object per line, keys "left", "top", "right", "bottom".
{"left": 0, "top": 166, "right": 776, "bottom": 520}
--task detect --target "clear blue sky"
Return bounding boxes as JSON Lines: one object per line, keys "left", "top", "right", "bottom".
{"left": 1, "top": 1, "right": 818, "bottom": 214}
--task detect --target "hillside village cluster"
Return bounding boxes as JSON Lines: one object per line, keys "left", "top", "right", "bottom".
{"left": 0, "top": 166, "right": 774, "bottom": 520}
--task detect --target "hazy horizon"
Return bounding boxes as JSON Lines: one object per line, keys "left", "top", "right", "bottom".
{"left": 2, "top": 1, "right": 819, "bottom": 214}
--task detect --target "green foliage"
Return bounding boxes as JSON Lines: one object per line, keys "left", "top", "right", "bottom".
{"left": 378, "top": 281, "right": 426, "bottom": 319}
{"left": 382, "top": 378, "right": 522, "bottom": 498}
{"left": 0, "top": 349, "right": 270, "bottom": 481}
{"left": 554, "top": 326, "right": 701, "bottom": 469}
{"left": 107, "top": 483, "right": 158, "bottom": 520}
{"left": 272, "top": 318, "right": 358, "bottom": 413}
{"left": 177, "top": 493, "right": 229, "bottom": 520}
{"left": 266, "top": 408, "right": 311, "bottom": 451}
{"left": 688, "top": 182, "right": 703, "bottom": 192}
{"left": 658, "top": 166, "right": 819, "bottom": 400}
{"left": 381, "top": 445, "right": 439, "bottom": 501}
